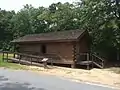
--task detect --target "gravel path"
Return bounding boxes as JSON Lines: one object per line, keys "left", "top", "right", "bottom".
{"left": 0, "top": 68, "right": 118, "bottom": 90}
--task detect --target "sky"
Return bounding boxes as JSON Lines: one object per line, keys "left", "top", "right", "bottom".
{"left": 0, "top": 0, "right": 78, "bottom": 12}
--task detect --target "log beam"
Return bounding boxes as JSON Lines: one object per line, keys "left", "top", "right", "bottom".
{"left": 71, "top": 43, "right": 77, "bottom": 68}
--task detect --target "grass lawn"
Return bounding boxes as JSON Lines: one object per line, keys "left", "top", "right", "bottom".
{"left": 0, "top": 54, "right": 28, "bottom": 70}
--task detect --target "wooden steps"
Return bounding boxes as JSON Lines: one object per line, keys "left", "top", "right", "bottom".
{"left": 77, "top": 53, "right": 105, "bottom": 69}
{"left": 93, "top": 61, "right": 103, "bottom": 69}
{"left": 77, "top": 60, "right": 103, "bottom": 69}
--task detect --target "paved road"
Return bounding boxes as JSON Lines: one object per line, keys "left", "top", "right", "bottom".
{"left": 0, "top": 68, "right": 118, "bottom": 90}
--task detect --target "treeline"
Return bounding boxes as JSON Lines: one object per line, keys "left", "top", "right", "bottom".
{"left": 0, "top": 0, "right": 120, "bottom": 59}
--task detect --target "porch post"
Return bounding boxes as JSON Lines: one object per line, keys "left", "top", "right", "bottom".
{"left": 87, "top": 53, "right": 90, "bottom": 70}
{"left": 71, "top": 42, "right": 77, "bottom": 68}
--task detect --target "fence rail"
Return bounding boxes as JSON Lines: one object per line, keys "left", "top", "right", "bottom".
{"left": 2, "top": 51, "right": 53, "bottom": 68}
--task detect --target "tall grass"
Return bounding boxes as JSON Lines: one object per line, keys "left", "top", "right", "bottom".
{"left": 0, "top": 54, "right": 28, "bottom": 70}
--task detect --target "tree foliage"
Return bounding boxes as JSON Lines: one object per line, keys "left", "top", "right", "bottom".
{"left": 38, "top": 2, "right": 79, "bottom": 32}
{"left": 0, "top": 1, "right": 120, "bottom": 59}
{"left": 77, "top": 0, "right": 120, "bottom": 58}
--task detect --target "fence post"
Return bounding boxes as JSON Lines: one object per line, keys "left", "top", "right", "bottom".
{"left": 30, "top": 57, "right": 32, "bottom": 65}
{"left": 19, "top": 54, "right": 21, "bottom": 64}
{"left": 2, "top": 52, "right": 4, "bottom": 62}
{"left": 6, "top": 52, "right": 8, "bottom": 62}
{"left": 13, "top": 53, "right": 15, "bottom": 58}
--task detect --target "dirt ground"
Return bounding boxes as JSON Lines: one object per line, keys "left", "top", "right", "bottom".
{"left": 27, "top": 66, "right": 120, "bottom": 89}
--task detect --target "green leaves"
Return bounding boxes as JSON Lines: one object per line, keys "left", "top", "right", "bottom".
{"left": 0, "top": 1, "right": 120, "bottom": 59}
{"left": 38, "top": 2, "right": 79, "bottom": 31}
{"left": 0, "top": 9, "right": 15, "bottom": 50}
{"left": 77, "top": 0, "right": 120, "bottom": 58}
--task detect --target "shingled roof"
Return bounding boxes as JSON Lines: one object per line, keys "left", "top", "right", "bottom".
{"left": 12, "top": 29, "right": 87, "bottom": 43}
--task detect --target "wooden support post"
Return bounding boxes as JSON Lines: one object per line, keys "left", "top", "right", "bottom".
{"left": 71, "top": 62, "right": 76, "bottom": 68}
{"left": 87, "top": 53, "right": 90, "bottom": 70}
{"left": 87, "top": 64, "right": 89, "bottom": 70}
{"left": 91, "top": 55, "right": 94, "bottom": 68}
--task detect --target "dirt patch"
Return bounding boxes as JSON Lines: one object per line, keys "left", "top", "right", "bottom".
{"left": 27, "top": 66, "right": 120, "bottom": 89}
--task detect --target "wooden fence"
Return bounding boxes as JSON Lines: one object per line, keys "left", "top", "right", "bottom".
{"left": 2, "top": 51, "right": 53, "bottom": 68}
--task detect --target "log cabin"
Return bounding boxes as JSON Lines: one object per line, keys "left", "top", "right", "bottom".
{"left": 11, "top": 30, "right": 91, "bottom": 68}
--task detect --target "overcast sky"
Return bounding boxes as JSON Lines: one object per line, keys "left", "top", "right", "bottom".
{"left": 0, "top": 0, "right": 78, "bottom": 11}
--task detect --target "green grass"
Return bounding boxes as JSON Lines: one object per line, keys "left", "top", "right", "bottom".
{"left": 0, "top": 54, "right": 28, "bottom": 70}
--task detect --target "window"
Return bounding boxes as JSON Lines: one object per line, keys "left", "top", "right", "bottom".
{"left": 41, "top": 45, "right": 46, "bottom": 54}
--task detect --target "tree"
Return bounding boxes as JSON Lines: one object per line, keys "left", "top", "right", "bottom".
{"left": 38, "top": 2, "right": 80, "bottom": 32}
{"left": 11, "top": 4, "right": 47, "bottom": 38}
{"left": 76, "top": 0, "right": 120, "bottom": 59}
{"left": 0, "top": 9, "right": 15, "bottom": 50}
